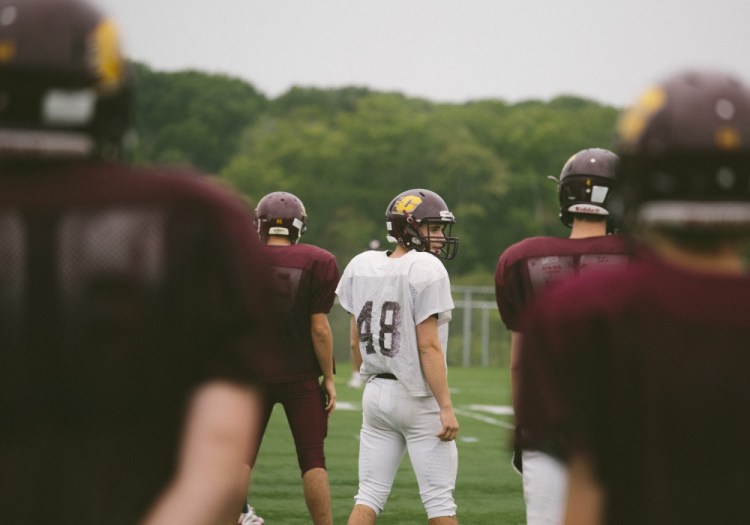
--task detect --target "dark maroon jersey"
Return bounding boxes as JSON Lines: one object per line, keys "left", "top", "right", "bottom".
{"left": 495, "top": 235, "right": 634, "bottom": 330}
{"left": 0, "top": 161, "right": 280, "bottom": 524}
{"left": 261, "top": 243, "right": 339, "bottom": 383}
{"left": 518, "top": 257, "right": 750, "bottom": 524}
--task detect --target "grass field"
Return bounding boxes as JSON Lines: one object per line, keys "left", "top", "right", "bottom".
{"left": 248, "top": 366, "right": 526, "bottom": 524}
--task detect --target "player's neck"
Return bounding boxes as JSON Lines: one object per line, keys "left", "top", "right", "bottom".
{"left": 390, "top": 244, "right": 410, "bottom": 258}
{"left": 569, "top": 219, "right": 607, "bottom": 239}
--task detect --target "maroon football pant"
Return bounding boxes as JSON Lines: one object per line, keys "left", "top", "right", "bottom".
{"left": 253, "top": 378, "right": 328, "bottom": 475}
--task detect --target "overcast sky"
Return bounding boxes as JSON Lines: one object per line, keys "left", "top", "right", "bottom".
{"left": 94, "top": 0, "right": 750, "bottom": 107}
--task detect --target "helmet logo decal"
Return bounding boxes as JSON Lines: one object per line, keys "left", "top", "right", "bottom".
{"left": 0, "top": 5, "right": 18, "bottom": 62}
{"left": 42, "top": 89, "right": 97, "bottom": 125}
{"left": 568, "top": 204, "right": 609, "bottom": 216}
{"left": 0, "top": 39, "right": 15, "bottom": 63}
{"left": 268, "top": 226, "right": 289, "bottom": 235}
{"left": 90, "top": 20, "right": 125, "bottom": 93}
{"left": 716, "top": 167, "right": 735, "bottom": 189}
{"left": 715, "top": 98, "right": 735, "bottom": 120}
{"left": 715, "top": 126, "right": 742, "bottom": 150}
{"left": 618, "top": 86, "right": 666, "bottom": 148}
{"left": 0, "top": 6, "right": 17, "bottom": 26}
{"left": 591, "top": 186, "right": 609, "bottom": 204}
{"left": 393, "top": 196, "right": 422, "bottom": 214}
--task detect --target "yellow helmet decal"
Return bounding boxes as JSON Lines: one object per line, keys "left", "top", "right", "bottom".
{"left": 393, "top": 196, "right": 423, "bottom": 214}
{"left": 618, "top": 86, "right": 667, "bottom": 148}
{"left": 0, "top": 39, "right": 15, "bottom": 63}
{"left": 90, "top": 19, "right": 124, "bottom": 92}
{"left": 715, "top": 126, "right": 742, "bottom": 150}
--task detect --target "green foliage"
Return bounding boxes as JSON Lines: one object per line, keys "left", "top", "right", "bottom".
{"left": 132, "top": 62, "right": 622, "bottom": 278}
{"left": 270, "top": 85, "right": 374, "bottom": 116}
{"left": 131, "top": 62, "right": 268, "bottom": 172}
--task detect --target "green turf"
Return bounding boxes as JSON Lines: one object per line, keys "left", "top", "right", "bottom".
{"left": 248, "top": 367, "right": 525, "bottom": 524}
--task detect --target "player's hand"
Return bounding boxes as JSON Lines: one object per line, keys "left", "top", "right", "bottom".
{"left": 321, "top": 377, "right": 336, "bottom": 415}
{"left": 436, "top": 406, "right": 459, "bottom": 441}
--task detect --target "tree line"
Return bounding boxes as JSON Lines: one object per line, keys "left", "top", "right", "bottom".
{"left": 131, "top": 62, "right": 621, "bottom": 282}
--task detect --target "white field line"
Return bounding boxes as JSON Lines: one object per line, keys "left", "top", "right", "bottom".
{"left": 336, "top": 401, "right": 360, "bottom": 411}
{"left": 454, "top": 406, "right": 515, "bottom": 430}
{"left": 466, "top": 404, "right": 514, "bottom": 416}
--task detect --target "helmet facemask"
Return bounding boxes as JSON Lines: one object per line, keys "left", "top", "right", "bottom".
{"left": 413, "top": 216, "right": 458, "bottom": 259}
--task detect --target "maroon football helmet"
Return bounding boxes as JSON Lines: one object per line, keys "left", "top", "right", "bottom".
{"left": 552, "top": 148, "right": 619, "bottom": 228}
{"left": 385, "top": 188, "right": 458, "bottom": 260}
{"left": 616, "top": 70, "right": 750, "bottom": 229}
{"left": 0, "top": 0, "right": 133, "bottom": 160}
{"left": 255, "top": 191, "right": 308, "bottom": 243}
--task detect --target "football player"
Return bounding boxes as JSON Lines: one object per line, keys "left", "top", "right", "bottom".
{"left": 336, "top": 189, "right": 460, "bottom": 525}
{"left": 518, "top": 70, "right": 750, "bottom": 524}
{"left": 237, "top": 191, "right": 339, "bottom": 525}
{"left": 0, "top": 1, "right": 279, "bottom": 524}
{"left": 495, "top": 148, "right": 634, "bottom": 524}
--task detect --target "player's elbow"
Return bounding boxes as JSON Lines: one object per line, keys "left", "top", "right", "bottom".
{"left": 310, "top": 313, "right": 332, "bottom": 341}
{"left": 417, "top": 343, "right": 443, "bottom": 360}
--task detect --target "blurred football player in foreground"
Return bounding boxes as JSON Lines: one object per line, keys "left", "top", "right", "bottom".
{"left": 0, "top": 1, "right": 278, "bottom": 523}
{"left": 496, "top": 147, "right": 633, "bottom": 524}
{"left": 237, "top": 191, "right": 339, "bottom": 525}
{"left": 518, "top": 70, "right": 750, "bottom": 524}
{"left": 337, "top": 189, "right": 460, "bottom": 525}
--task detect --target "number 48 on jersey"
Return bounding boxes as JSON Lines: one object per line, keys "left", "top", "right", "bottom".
{"left": 357, "top": 300, "right": 401, "bottom": 357}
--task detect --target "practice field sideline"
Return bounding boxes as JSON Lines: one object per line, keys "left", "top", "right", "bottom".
{"left": 249, "top": 367, "right": 526, "bottom": 524}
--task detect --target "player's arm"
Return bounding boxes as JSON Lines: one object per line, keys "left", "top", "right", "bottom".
{"left": 416, "top": 315, "right": 459, "bottom": 442}
{"left": 510, "top": 330, "right": 523, "bottom": 417}
{"left": 311, "top": 312, "right": 336, "bottom": 414}
{"left": 564, "top": 452, "right": 604, "bottom": 525}
{"left": 140, "top": 381, "right": 263, "bottom": 525}
{"left": 349, "top": 315, "right": 363, "bottom": 373}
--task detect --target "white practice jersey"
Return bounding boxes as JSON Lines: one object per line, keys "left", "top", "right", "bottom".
{"left": 336, "top": 249, "right": 454, "bottom": 396}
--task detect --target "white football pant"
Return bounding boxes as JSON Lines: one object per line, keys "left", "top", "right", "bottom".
{"left": 355, "top": 377, "right": 458, "bottom": 519}
{"left": 522, "top": 449, "right": 568, "bottom": 525}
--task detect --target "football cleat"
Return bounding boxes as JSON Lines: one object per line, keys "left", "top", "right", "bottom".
{"left": 238, "top": 505, "right": 265, "bottom": 525}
